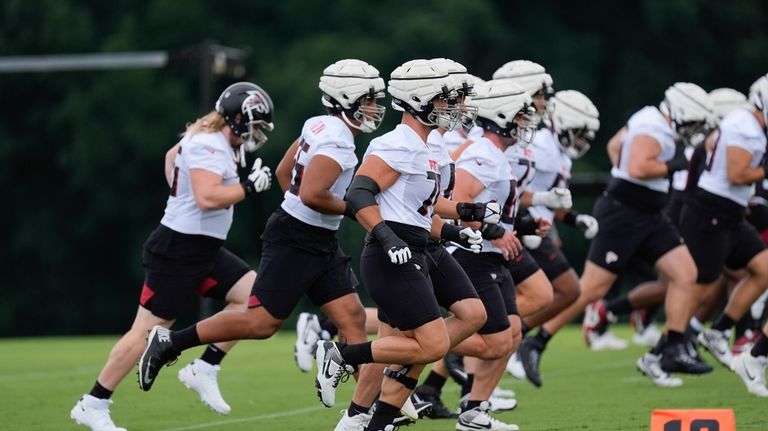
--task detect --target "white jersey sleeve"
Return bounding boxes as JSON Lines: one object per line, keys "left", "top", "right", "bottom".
{"left": 160, "top": 131, "right": 238, "bottom": 239}
{"left": 281, "top": 115, "right": 358, "bottom": 230}
{"left": 526, "top": 129, "right": 572, "bottom": 223}
{"left": 698, "top": 109, "right": 767, "bottom": 206}
{"left": 610, "top": 106, "right": 677, "bottom": 193}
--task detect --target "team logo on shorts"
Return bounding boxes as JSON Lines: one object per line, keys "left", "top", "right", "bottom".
{"left": 490, "top": 273, "right": 497, "bottom": 280}
{"left": 605, "top": 251, "right": 618, "bottom": 265}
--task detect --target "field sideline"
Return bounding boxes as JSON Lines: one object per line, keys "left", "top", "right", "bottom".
{"left": 1, "top": 325, "right": 763, "bottom": 430}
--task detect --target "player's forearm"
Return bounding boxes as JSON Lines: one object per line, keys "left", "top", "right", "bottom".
{"left": 300, "top": 190, "right": 346, "bottom": 215}
{"left": 194, "top": 184, "right": 245, "bottom": 210}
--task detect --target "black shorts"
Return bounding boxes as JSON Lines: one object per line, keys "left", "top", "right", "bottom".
{"left": 453, "top": 249, "right": 517, "bottom": 334}
{"left": 665, "top": 189, "right": 686, "bottom": 227}
{"left": 426, "top": 243, "right": 479, "bottom": 309}
{"left": 507, "top": 248, "right": 541, "bottom": 283}
{"left": 679, "top": 194, "right": 767, "bottom": 284}
{"left": 141, "top": 225, "right": 250, "bottom": 320}
{"left": 528, "top": 236, "right": 572, "bottom": 280}
{"left": 361, "top": 244, "right": 441, "bottom": 331}
{"left": 587, "top": 193, "right": 684, "bottom": 274}
{"left": 249, "top": 210, "right": 355, "bottom": 320}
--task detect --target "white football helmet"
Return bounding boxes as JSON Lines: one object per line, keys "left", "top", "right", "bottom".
{"left": 388, "top": 59, "right": 459, "bottom": 129}
{"left": 549, "top": 90, "right": 600, "bottom": 159}
{"left": 469, "top": 79, "right": 535, "bottom": 145}
{"left": 709, "top": 88, "right": 751, "bottom": 122}
{"left": 749, "top": 73, "right": 768, "bottom": 129}
{"left": 429, "top": 58, "right": 479, "bottom": 130}
{"left": 492, "top": 60, "right": 554, "bottom": 97}
{"left": 319, "top": 59, "right": 386, "bottom": 133}
{"left": 659, "top": 82, "right": 714, "bottom": 142}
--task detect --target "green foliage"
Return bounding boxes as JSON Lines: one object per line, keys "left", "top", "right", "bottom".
{"left": 1, "top": 0, "right": 768, "bottom": 335}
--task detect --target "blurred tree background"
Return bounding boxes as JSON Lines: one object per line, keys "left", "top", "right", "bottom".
{"left": 1, "top": 0, "right": 767, "bottom": 336}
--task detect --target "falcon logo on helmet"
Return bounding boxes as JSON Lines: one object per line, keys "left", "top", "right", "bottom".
{"left": 319, "top": 59, "right": 386, "bottom": 133}
{"left": 549, "top": 90, "right": 600, "bottom": 159}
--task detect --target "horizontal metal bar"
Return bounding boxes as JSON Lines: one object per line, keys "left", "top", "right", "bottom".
{"left": 0, "top": 51, "right": 169, "bottom": 73}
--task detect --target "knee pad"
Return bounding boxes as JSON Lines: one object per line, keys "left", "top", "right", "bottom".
{"left": 383, "top": 365, "right": 417, "bottom": 390}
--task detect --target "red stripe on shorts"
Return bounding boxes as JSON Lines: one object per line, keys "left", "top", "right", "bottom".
{"left": 140, "top": 283, "right": 155, "bottom": 306}
{"left": 197, "top": 277, "right": 218, "bottom": 296}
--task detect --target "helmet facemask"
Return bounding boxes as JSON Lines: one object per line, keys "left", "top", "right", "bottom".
{"left": 559, "top": 128, "right": 594, "bottom": 159}
{"left": 456, "top": 89, "right": 479, "bottom": 132}
{"left": 674, "top": 120, "right": 710, "bottom": 146}
{"left": 343, "top": 90, "right": 387, "bottom": 133}
{"left": 242, "top": 119, "right": 274, "bottom": 152}
{"left": 511, "top": 105, "right": 537, "bottom": 147}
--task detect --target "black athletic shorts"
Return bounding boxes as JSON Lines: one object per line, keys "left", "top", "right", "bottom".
{"left": 426, "top": 243, "right": 479, "bottom": 309}
{"left": 587, "top": 193, "right": 684, "bottom": 274}
{"left": 249, "top": 209, "right": 356, "bottom": 320}
{"left": 528, "top": 236, "right": 572, "bottom": 280}
{"left": 507, "top": 248, "right": 541, "bottom": 283}
{"left": 665, "top": 189, "right": 686, "bottom": 227}
{"left": 362, "top": 244, "right": 441, "bottom": 331}
{"left": 453, "top": 249, "right": 517, "bottom": 334}
{"left": 679, "top": 190, "right": 767, "bottom": 284}
{"left": 141, "top": 224, "right": 250, "bottom": 320}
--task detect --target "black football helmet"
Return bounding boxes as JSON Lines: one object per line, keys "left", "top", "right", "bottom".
{"left": 215, "top": 82, "right": 274, "bottom": 151}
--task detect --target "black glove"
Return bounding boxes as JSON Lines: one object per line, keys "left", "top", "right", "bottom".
{"left": 665, "top": 152, "right": 688, "bottom": 176}
{"left": 514, "top": 215, "right": 538, "bottom": 236}
{"left": 342, "top": 203, "right": 357, "bottom": 222}
{"left": 481, "top": 223, "right": 506, "bottom": 240}
{"left": 371, "top": 222, "right": 411, "bottom": 265}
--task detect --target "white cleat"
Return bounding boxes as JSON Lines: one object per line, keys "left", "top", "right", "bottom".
{"left": 295, "top": 312, "right": 322, "bottom": 373}
{"left": 491, "top": 386, "right": 516, "bottom": 399}
{"left": 489, "top": 396, "right": 517, "bottom": 412}
{"left": 589, "top": 331, "right": 629, "bottom": 351}
{"left": 70, "top": 394, "right": 127, "bottom": 431}
{"left": 636, "top": 353, "right": 683, "bottom": 387}
{"left": 731, "top": 353, "right": 768, "bottom": 397}
{"left": 178, "top": 359, "right": 231, "bottom": 415}
{"left": 315, "top": 341, "right": 354, "bottom": 408}
{"left": 698, "top": 329, "right": 734, "bottom": 369}
{"left": 632, "top": 324, "right": 662, "bottom": 347}
{"left": 333, "top": 409, "right": 372, "bottom": 431}
{"left": 456, "top": 401, "right": 518, "bottom": 431}
{"left": 505, "top": 353, "right": 526, "bottom": 380}
{"left": 400, "top": 396, "right": 419, "bottom": 420}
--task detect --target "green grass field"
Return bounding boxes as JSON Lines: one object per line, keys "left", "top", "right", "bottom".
{"left": 1, "top": 325, "right": 763, "bottom": 431}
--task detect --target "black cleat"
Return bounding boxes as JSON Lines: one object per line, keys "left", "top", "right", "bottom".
{"left": 660, "top": 341, "right": 713, "bottom": 375}
{"left": 413, "top": 385, "right": 458, "bottom": 419}
{"left": 517, "top": 337, "right": 544, "bottom": 387}
{"left": 138, "top": 325, "right": 180, "bottom": 391}
{"left": 443, "top": 352, "right": 467, "bottom": 386}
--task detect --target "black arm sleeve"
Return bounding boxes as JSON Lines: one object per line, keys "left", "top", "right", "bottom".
{"left": 345, "top": 175, "right": 381, "bottom": 216}
{"left": 515, "top": 215, "right": 539, "bottom": 235}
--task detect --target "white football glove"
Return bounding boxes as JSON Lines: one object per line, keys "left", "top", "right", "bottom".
{"left": 531, "top": 187, "right": 572, "bottom": 209}
{"left": 459, "top": 227, "right": 483, "bottom": 254}
{"left": 387, "top": 246, "right": 412, "bottom": 265}
{"left": 483, "top": 202, "right": 502, "bottom": 224}
{"left": 522, "top": 235, "right": 542, "bottom": 249}
{"left": 246, "top": 158, "right": 272, "bottom": 193}
{"left": 576, "top": 214, "right": 599, "bottom": 239}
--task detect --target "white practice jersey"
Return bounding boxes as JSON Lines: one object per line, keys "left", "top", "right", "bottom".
{"left": 443, "top": 125, "right": 484, "bottom": 155}
{"left": 671, "top": 146, "right": 696, "bottom": 192}
{"left": 161, "top": 131, "right": 239, "bottom": 240}
{"left": 281, "top": 115, "right": 358, "bottom": 230}
{"left": 698, "top": 109, "right": 767, "bottom": 207}
{"left": 611, "top": 106, "right": 677, "bottom": 193}
{"left": 427, "top": 129, "right": 456, "bottom": 200}
{"left": 455, "top": 137, "right": 515, "bottom": 254}
{"left": 364, "top": 124, "right": 440, "bottom": 232}
{"left": 526, "top": 128, "right": 572, "bottom": 223}
{"left": 504, "top": 143, "right": 537, "bottom": 221}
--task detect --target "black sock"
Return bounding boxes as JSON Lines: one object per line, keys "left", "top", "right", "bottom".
{"left": 200, "top": 344, "right": 227, "bottom": 366}
{"left": 752, "top": 333, "right": 768, "bottom": 357}
{"left": 666, "top": 330, "right": 685, "bottom": 346}
{"left": 464, "top": 400, "right": 482, "bottom": 412}
{"left": 337, "top": 341, "right": 373, "bottom": 366}
{"left": 606, "top": 297, "right": 633, "bottom": 316}
{"left": 712, "top": 314, "right": 736, "bottom": 332}
{"left": 521, "top": 322, "right": 531, "bottom": 337}
{"left": 422, "top": 370, "right": 447, "bottom": 392}
{"left": 319, "top": 315, "right": 339, "bottom": 339}
{"left": 367, "top": 401, "right": 399, "bottom": 429}
{"left": 89, "top": 381, "right": 113, "bottom": 400}
{"left": 170, "top": 325, "right": 201, "bottom": 351}
{"left": 734, "top": 314, "right": 756, "bottom": 339}
{"left": 651, "top": 335, "right": 667, "bottom": 355}
{"left": 347, "top": 401, "right": 370, "bottom": 417}
{"left": 534, "top": 328, "right": 552, "bottom": 349}
{"left": 461, "top": 374, "right": 474, "bottom": 397}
